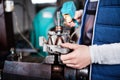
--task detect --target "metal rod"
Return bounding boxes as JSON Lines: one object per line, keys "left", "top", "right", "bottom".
{"left": 57, "top": 11, "right": 60, "bottom": 27}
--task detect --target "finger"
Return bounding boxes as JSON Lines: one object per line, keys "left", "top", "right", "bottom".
{"left": 60, "top": 53, "right": 72, "bottom": 61}
{"left": 62, "top": 59, "right": 74, "bottom": 64}
{"left": 74, "top": 10, "right": 83, "bottom": 19}
{"left": 64, "top": 22, "right": 74, "bottom": 28}
{"left": 60, "top": 43, "right": 79, "bottom": 50}
{"left": 66, "top": 64, "right": 75, "bottom": 68}
{"left": 74, "top": 15, "right": 82, "bottom": 20}
{"left": 66, "top": 64, "right": 79, "bottom": 69}
{"left": 70, "top": 22, "right": 76, "bottom": 27}
{"left": 60, "top": 51, "right": 75, "bottom": 61}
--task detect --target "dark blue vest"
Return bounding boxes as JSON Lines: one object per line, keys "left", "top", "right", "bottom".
{"left": 79, "top": 0, "right": 120, "bottom": 80}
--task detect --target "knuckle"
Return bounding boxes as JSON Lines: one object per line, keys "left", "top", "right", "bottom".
{"left": 74, "top": 65, "right": 80, "bottom": 69}
{"left": 60, "top": 56, "right": 64, "bottom": 61}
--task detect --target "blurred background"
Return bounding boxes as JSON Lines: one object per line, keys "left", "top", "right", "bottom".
{"left": 0, "top": 0, "right": 59, "bottom": 71}
{"left": 0, "top": 0, "right": 85, "bottom": 80}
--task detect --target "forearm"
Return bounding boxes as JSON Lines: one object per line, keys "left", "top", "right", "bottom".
{"left": 89, "top": 43, "right": 120, "bottom": 64}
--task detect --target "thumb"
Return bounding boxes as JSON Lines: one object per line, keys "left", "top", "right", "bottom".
{"left": 61, "top": 43, "right": 79, "bottom": 50}
{"left": 74, "top": 10, "right": 83, "bottom": 20}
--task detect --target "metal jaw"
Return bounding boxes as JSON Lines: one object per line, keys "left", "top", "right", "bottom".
{"left": 39, "top": 31, "right": 71, "bottom": 55}
{"left": 43, "top": 44, "right": 70, "bottom": 54}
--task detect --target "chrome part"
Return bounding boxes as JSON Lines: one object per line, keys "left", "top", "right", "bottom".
{"left": 5, "top": 0, "right": 14, "bottom": 12}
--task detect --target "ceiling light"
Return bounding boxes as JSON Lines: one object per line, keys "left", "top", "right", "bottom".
{"left": 31, "top": 0, "right": 57, "bottom": 4}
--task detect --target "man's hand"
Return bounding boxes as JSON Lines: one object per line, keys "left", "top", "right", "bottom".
{"left": 74, "top": 10, "right": 83, "bottom": 22}
{"left": 60, "top": 43, "right": 91, "bottom": 69}
{"left": 63, "top": 10, "right": 83, "bottom": 28}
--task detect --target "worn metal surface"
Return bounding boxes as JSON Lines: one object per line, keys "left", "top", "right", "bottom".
{"left": 3, "top": 61, "right": 51, "bottom": 80}
{"left": 3, "top": 61, "right": 89, "bottom": 80}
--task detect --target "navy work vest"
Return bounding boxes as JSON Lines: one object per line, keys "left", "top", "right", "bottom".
{"left": 79, "top": 0, "right": 120, "bottom": 80}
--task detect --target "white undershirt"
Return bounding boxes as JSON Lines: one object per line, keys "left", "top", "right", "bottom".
{"left": 89, "top": 43, "right": 120, "bottom": 64}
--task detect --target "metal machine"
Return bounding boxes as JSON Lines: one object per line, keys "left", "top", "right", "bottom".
{"left": 39, "top": 11, "right": 89, "bottom": 80}
{"left": 39, "top": 1, "right": 89, "bottom": 79}
{"left": 2, "top": 1, "right": 89, "bottom": 80}
{"left": 3, "top": 11, "right": 89, "bottom": 80}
